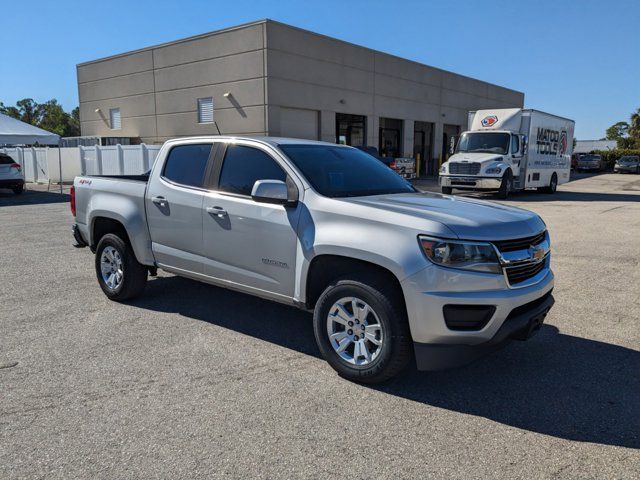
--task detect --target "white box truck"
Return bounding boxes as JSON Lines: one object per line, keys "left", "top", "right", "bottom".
{"left": 439, "top": 108, "right": 575, "bottom": 198}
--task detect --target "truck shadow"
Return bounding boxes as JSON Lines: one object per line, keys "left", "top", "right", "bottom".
{"left": 133, "top": 275, "right": 640, "bottom": 449}
{"left": 0, "top": 189, "right": 70, "bottom": 207}
{"left": 457, "top": 190, "right": 640, "bottom": 203}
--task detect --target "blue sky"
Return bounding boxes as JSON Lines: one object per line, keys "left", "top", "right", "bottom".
{"left": 1, "top": 0, "right": 638, "bottom": 139}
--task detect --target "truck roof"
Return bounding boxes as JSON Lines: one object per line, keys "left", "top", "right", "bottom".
{"left": 163, "top": 136, "right": 346, "bottom": 148}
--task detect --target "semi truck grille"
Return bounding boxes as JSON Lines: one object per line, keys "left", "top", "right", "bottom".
{"left": 493, "top": 231, "right": 546, "bottom": 253}
{"left": 505, "top": 259, "right": 547, "bottom": 285}
{"left": 449, "top": 162, "right": 481, "bottom": 175}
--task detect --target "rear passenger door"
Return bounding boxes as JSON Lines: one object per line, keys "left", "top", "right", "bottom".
{"left": 202, "top": 143, "right": 301, "bottom": 299}
{"left": 145, "top": 143, "right": 214, "bottom": 273}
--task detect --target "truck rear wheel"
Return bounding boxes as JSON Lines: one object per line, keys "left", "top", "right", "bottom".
{"left": 95, "top": 233, "right": 148, "bottom": 301}
{"left": 538, "top": 172, "right": 558, "bottom": 194}
{"left": 497, "top": 171, "right": 513, "bottom": 199}
{"left": 313, "top": 275, "right": 412, "bottom": 384}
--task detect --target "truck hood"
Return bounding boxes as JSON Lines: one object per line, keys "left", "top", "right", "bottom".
{"left": 448, "top": 152, "right": 504, "bottom": 164}
{"left": 343, "top": 192, "right": 545, "bottom": 240}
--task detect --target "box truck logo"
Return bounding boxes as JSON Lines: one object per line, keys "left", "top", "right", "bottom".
{"left": 481, "top": 115, "right": 498, "bottom": 127}
{"left": 559, "top": 131, "right": 568, "bottom": 155}
{"left": 536, "top": 128, "right": 564, "bottom": 156}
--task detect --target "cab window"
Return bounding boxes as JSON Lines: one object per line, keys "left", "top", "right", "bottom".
{"left": 162, "top": 144, "right": 212, "bottom": 188}
{"left": 511, "top": 135, "right": 520, "bottom": 155}
{"left": 218, "top": 145, "right": 286, "bottom": 196}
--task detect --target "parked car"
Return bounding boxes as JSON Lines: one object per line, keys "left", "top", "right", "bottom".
{"left": 613, "top": 155, "right": 640, "bottom": 174}
{"left": 0, "top": 154, "right": 25, "bottom": 194}
{"left": 71, "top": 137, "right": 554, "bottom": 384}
{"left": 354, "top": 145, "right": 392, "bottom": 167}
{"left": 571, "top": 153, "right": 581, "bottom": 170}
{"left": 576, "top": 154, "right": 603, "bottom": 172}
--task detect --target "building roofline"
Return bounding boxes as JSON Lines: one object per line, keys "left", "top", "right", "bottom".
{"left": 76, "top": 18, "right": 523, "bottom": 97}
{"left": 76, "top": 19, "right": 269, "bottom": 67}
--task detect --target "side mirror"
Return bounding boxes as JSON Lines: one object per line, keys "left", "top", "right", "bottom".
{"left": 521, "top": 135, "right": 528, "bottom": 155}
{"left": 251, "top": 179, "right": 298, "bottom": 206}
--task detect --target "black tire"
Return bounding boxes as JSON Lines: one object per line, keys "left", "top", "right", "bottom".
{"left": 313, "top": 275, "right": 412, "bottom": 384}
{"left": 538, "top": 172, "right": 558, "bottom": 194}
{"left": 441, "top": 186, "right": 453, "bottom": 195}
{"left": 12, "top": 184, "right": 24, "bottom": 195}
{"left": 497, "top": 170, "right": 513, "bottom": 199}
{"left": 95, "top": 233, "right": 147, "bottom": 301}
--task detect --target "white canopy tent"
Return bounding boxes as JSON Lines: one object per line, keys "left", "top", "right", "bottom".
{"left": 0, "top": 113, "right": 60, "bottom": 145}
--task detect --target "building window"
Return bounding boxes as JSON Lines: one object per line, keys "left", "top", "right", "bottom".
{"left": 379, "top": 117, "right": 403, "bottom": 158}
{"left": 198, "top": 97, "right": 214, "bottom": 124}
{"left": 109, "top": 108, "right": 121, "bottom": 130}
{"left": 335, "top": 113, "right": 366, "bottom": 147}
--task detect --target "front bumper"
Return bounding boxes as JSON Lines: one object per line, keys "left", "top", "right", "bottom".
{"left": 614, "top": 165, "right": 639, "bottom": 173}
{"left": 439, "top": 175, "right": 502, "bottom": 190}
{"left": 413, "top": 291, "right": 553, "bottom": 370}
{"left": 401, "top": 262, "right": 555, "bottom": 370}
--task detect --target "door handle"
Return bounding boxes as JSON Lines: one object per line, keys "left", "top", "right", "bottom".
{"left": 206, "top": 206, "right": 227, "bottom": 218}
{"left": 151, "top": 196, "right": 167, "bottom": 207}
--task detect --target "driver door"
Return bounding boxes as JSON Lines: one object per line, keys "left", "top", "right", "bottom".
{"left": 201, "top": 143, "right": 301, "bottom": 298}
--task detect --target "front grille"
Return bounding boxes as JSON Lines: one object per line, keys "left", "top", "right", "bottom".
{"left": 493, "top": 231, "right": 546, "bottom": 253}
{"left": 505, "top": 259, "right": 547, "bottom": 285}
{"left": 449, "top": 162, "right": 481, "bottom": 175}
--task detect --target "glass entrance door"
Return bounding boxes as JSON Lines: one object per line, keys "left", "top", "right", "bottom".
{"left": 336, "top": 113, "right": 366, "bottom": 146}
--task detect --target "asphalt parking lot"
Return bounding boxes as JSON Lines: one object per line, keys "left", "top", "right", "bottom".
{"left": 1, "top": 173, "right": 639, "bottom": 478}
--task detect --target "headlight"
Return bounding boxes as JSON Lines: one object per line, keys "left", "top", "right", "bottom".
{"left": 440, "top": 164, "right": 447, "bottom": 174}
{"left": 485, "top": 163, "right": 503, "bottom": 175}
{"left": 419, "top": 236, "right": 501, "bottom": 274}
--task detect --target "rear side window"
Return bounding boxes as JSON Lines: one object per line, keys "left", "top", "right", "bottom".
{"left": 162, "top": 144, "right": 212, "bottom": 188}
{"left": 218, "top": 145, "right": 286, "bottom": 196}
{"left": 0, "top": 154, "right": 15, "bottom": 165}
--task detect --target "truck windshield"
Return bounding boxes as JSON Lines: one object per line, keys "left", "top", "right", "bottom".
{"left": 456, "top": 132, "right": 511, "bottom": 155}
{"left": 279, "top": 144, "right": 416, "bottom": 198}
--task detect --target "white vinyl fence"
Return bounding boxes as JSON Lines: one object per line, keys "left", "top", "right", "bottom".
{"left": 79, "top": 144, "right": 161, "bottom": 176}
{"left": 0, "top": 144, "right": 161, "bottom": 184}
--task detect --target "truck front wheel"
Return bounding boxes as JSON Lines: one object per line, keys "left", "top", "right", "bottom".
{"left": 497, "top": 171, "right": 513, "bottom": 199}
{"left": 95, "top": 233, "right": 148, "bottom": 301}
{"left": 441, "top": 186, "right": 453, "bottom": 195}
{"left": 313, "top": 275, "right": 412, "bottom": 384}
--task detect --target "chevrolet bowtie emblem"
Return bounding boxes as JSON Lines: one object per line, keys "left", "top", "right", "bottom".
{"left": 529, "top": 244, "right": 546, "bottom": 262}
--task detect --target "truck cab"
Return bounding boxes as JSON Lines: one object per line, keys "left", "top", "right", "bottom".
{"left": 439, "top": 108, "right": 574, "bottom": 198}
{"left": 441, "top": 130, "right": 526, "bottom": 196}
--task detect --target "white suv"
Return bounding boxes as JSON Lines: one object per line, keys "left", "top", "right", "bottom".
{"left": 0, "top": 153, "right": 25, "bottom": 194}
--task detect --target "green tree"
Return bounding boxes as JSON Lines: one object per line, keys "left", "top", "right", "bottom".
{"left": 38, "top": 100, "right": 69, "bottom": 136}
{"left": 629, "top": 108, "right": 640, "bottom": 139}
{"left": 606, "top": 121, "right": 629, "bottom": 141}
{"left": 1, "top": 98, "right": 81, "bottom": 137}
{"left": 15, "top": 98, "right": 41, "bottom": 125}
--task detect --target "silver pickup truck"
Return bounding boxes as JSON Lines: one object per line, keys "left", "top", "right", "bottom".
{"left": 71, "top": 136, "right": 554, "bottom": 383}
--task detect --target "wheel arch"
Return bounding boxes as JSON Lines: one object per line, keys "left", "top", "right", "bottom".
{"left": 303, "top": 254, "right": 406, "bottom": 312}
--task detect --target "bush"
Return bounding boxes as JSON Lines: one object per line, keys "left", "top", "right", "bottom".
{"left": 591, "top": 149, "right": 640, "bottom": 171}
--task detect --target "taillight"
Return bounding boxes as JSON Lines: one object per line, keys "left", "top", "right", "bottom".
{"left": 390, "top": 160, "right": 397, "bottom": 169}
{"left": 70, "top": 186, "right": 76, "bottom": 216}
{"left": 10, "top": 163, "right": 21, "bottom": 172}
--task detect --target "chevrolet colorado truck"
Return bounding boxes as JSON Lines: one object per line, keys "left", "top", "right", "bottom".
{"left": 71, "top": 136, "right": 554, "bottom": 383}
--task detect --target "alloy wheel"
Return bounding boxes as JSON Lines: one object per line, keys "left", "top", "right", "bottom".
{"left": 100, "top": 246, "right": 124, "bottom": 291}
{"left": 326, "top": 297, "right": 384, "bottom": 365}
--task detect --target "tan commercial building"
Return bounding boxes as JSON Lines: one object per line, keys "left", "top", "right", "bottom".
{"left": 77, "top": 19, "right": 524, "bottom": 176}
